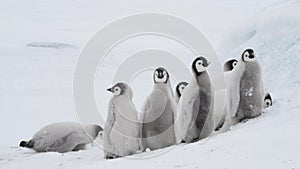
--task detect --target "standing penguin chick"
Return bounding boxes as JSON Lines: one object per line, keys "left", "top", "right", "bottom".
{"left": 263, "top": 93, "right": 273, "bottom": 109}
{"left": 223, "top": 59, "right": 238, "bottom": 72}
{"left": 140, "top": 67, "right": 177, "bottom": 151}
{"left": 175, "top": 57, "right": 214, "bottom": 143}
{"left": 103, "top": 82, "right": 140, "bottom": 159}
{"left": 19, "top": 122, "right": 102, "bottom": 153}
{"left": 215, "top": 59, "right": 239, "bottom": 131}
{"left": 221, "top": 49, "right": 264, "bottom": 131}
{"left": 175, "top": 82, "right": 189, "bottom": 103}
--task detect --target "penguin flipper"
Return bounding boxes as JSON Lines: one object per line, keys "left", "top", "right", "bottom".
{"left": 177, "top": 95, "right": 200, "bottom": 142}
{"left": 72, "top": 143, "right": 86, "bottom": 151}
{"left": 104, "top": 105, "right": 116, "bottom": 145}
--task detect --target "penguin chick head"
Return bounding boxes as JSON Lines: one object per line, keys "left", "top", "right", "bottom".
{"left": 223, "top": 59, "right": 238, "bottom": 72}
{"left": 242, "top": 49, "right": 256, "bottom": 62}
{"left": 264, "top": 93, "right": 273, "bottom": 108}
{"left": 192, "top": 56, "right": 210, "bottom": 76}
{"left": 85, "top": 124, "right": 103, "bottom": 139}
{"left": 176, "top": 81, "right": 188, "bottom": 97}
{"left": 107, "top": 82, "right": 128, "bottom": 96}
{"left": 153, "top": 67, "right": 169, "bottom": 83}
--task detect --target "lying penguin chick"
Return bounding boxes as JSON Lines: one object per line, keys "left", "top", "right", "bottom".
{"left": 175, "top": 82, "right": 189, "bottom": 104}
{"left": 103, "top": 82, "right": 140, "bottom": 159}
{"left": 223, "top": 59, "right": 238, "bottom": 72}
{"left": 140, "top": 67, "right": 177, "bottom": 151}
{"left": 220, "top": 49, "right": 264, "bottom": 132}
{"left": 263, "top": 93, "right": 273, "bottom": 109}
{"left": 19, "top": 122, "right": 102, "bottom": 153}
{"left": 175, "top": 56, "right": 214, "bottom": 143}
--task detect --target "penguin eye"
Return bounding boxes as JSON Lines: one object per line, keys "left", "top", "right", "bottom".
{"left": 155, "top": 71, "right": 158, "bottom": 76}
{"left": 163, "top": 71, "right": 166, "bottom": 76}
{"left": 265, "top": 99, "right": 271, "bottom": 106}
{"left": 244, "top": 51, "right": 249, "bottom": 58}
{"left": 233, "top": 61, "right": 238, "bottom": 67}
{"left": 114, "top": 87, "right": 121, "bottom": 92}
{"left": 197, "top": 60, "right": 203, "bottom": 65}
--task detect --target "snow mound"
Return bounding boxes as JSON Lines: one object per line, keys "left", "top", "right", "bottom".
{"left": 220, "top": 0, "right": 300, "bottom": 90}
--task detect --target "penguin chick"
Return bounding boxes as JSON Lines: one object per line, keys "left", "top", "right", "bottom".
{"left": 175, "top": 56, "right": 214, "bottom": 143}
{"left": 215, "top": 58, "right": 239, "bottom": 130}
{"left": 263, "top": 93, "right": 273, "bottom": 109}
{"left": 140, "top": 67, "right": 177, "bottom": 151}
{"left": 19, "top": 122, "right": 102, "bottom": 153}
{"left": 223, "top": 59, "right": 238, "bottom": 72}
{"left": 175, "top": 82, "right": 189, "bottom": 103}
{"left": 103, "top": 82, "right": 140, "bottom": 159}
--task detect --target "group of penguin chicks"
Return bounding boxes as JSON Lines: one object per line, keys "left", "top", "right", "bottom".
{"left": 19, "top": 48, "right": 273, "bottom": 159}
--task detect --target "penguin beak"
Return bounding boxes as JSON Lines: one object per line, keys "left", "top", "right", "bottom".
{"left": 207, "top": 61, "right": 211, "bottom": 66}
{"left": 106, "top": 88, "right": 113, "bottom": 93}
{"left": 157, "top": 71, "right": 163, "bottom": 79}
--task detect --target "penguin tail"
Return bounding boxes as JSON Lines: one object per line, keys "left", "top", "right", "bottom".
{"left": 19, "top": 140, "right": 34, "bottom": 148}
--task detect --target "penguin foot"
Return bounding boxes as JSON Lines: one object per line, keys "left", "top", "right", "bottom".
{"left": 191, "top": 138, "right": 199, "bottom": 143}
{"left": 105, "top": 156, "right": 115, "bottom": 160}
{"left": 105, "top": 155, "right": 119, "bottom": 159}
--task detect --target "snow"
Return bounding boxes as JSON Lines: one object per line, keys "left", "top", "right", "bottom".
{"left": 0, "top": 0, "right": 299, "bottom": 169}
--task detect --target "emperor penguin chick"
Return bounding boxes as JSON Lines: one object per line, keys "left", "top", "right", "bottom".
{"left": 263, "top": 93, "right": 273, "bottom": 109}
{"left": 221, "top": 49, "right": 264, "bottom": 131}
{"left": 103, "top": 82, "right": 140, "bottom": 159}
{"left": 19, "top": 122, "right": 102, "bottom": 153}
{"left": 140, "top": 67, "right": 177, "bottom": 151}
{"left": 175, "top": 82, "right": 189, "bottom": 103}
{"left": 175, "top": 57, "right": 214, "bottom": 143}
{"left": 215, "top": 58, "right": 239, "bottom": 130}
{"left": 223, "top": 59, "right": 238, "bottom": 72}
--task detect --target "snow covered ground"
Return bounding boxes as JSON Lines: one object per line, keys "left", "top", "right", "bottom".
{"left": 1, "top": 0, "right": 299, "bottom": 168}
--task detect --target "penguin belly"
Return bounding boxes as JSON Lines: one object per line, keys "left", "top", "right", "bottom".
{"left": 110, "top": 116, "right": 140, "bottom": 156}
{"left": 236, "top": 68, "right": 263, "bottom": 120}
{"left": 142, "top": 101, "right": 176, "bottom": 150}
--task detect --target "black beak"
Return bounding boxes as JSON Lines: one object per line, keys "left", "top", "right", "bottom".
{"left": 157, "top": 71, "right": 163, "bottom": 79}
{"left": 106, "top": 88, "right": 113, "bottom": 92}
{"left": 249, "top": 54, "right": 254, "bottom": 59}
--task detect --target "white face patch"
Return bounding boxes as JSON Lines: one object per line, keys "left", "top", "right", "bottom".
{"left": 232, "top": 61, "right": 238, "bottom": 68}
{"left": 99, "top": 131, "right": 103, "bottom": 139}
{"left": 113, "top": 86, "right": 121, "bottom": 96}
{"left": 195, "top": 59, "right": 206, "bottom": 73}
{"left": 243, "top": 51, "right": 256, "bottom": 62}
{"left": 178, "top": 84, "right": 186, "bottom": 95}
{"left": 154, "top": 70, "right": 168, "bottom": 83}
{"left": 264, "top": 99, "right": 272, "bottom": 108}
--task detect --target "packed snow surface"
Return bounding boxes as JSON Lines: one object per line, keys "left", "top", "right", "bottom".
{"left": 0, "top": 0, "right": 299, "bottom": 169}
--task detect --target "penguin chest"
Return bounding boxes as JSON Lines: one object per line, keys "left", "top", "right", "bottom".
{"left": 238, "top": 69, "right": 263, "bottom": 118}
{"left": 114, "top": 110, "right": 139, "bottom": 137}
{"left": 144, "top": 100, "right": 175, "bottom": 136}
